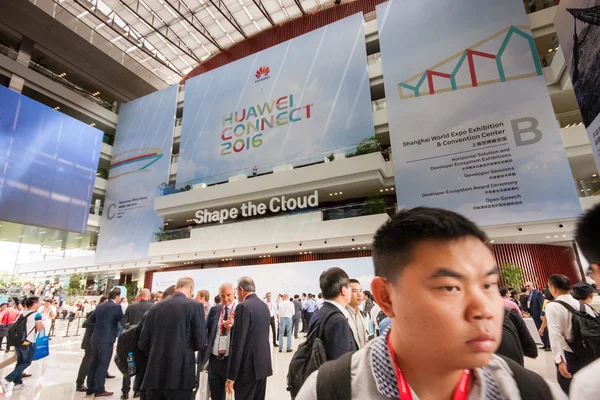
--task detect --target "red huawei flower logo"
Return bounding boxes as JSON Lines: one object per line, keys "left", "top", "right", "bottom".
{"left": 255, "top": 66, "right": 270, "bottom": 79}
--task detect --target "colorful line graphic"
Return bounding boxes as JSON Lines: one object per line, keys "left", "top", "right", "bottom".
{"left": 109, "top": 147, "right": 164, "bottom": 180}
{"left": 398, "top": 25, "right": 543, "bottom": 99}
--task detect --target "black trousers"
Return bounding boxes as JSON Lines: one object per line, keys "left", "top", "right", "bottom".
{"left": 234, "top": 378, "right": 267, "bottom": 400}
{"left": 557, "top": 351, "right": 584, "bottom": 395}
{"left": 122, "top": 375, "right": 131, "bottom": 395}
{"left": 306, "top": 311, "right": 314, "bottom": 328}
{"left": 76, "top": 347, "right": 92, "bottom": 387}
{"left": 146, "top": 389, "right": 194, "bottom": 400}
{"left": 269, "top": 316, "right": 277, "bottom": 345}
{"left": 208, "top": 354, "right": 229, "bottom": 400}
{"left": 292, "top": 319, "right": 300, "bottom": 338}
{"left": 87, "top": 342, "right": 113, "bottom": 394}
{"left": 301, "top": 311, "right": 307, "bottom": 332}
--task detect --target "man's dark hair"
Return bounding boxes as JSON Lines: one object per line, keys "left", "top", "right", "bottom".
{"left": 499, "top": 288, "right": 509, "bottom": 297}
{"left": 318, "top": 293, "right": 322, "bottom": 299}
{"left": 99, "top": 296, "right": 108, "bottom": 303}
{"left": 575, "top": 203, "right": 600, "bottom": 265}
{"left": 320, "top": 267, "right": 350, "bottom": 300}
{"left": 24, "top": 297, "right": 39, "bottom": 309}
{"left": 372, "top": 207, "right": 488, "bottom": 281}
{"left": 521, "top": 287, "right": 527, "bottom": 293}
{"left": 548, "top": 274, "right": 571, "bottom": 292}
{"left": 162, "top": 285, "right": 176, "bottom": 300}
{"left": 0, "top": 303, "right": 7, "bottom": 308}
{"left": 214, "top": 295, "right": 221, "bottom": 304}
{"left": 349, "top": 279, "right": 360, "bottom": 285}
{"left": 294, "top": 295, "right": 299, "bottom": 299}
{"left": 108, "top": 288, "right": 121, "bottom": 300}
{"left": 238, "top": 277, "right": 256, "bottom": 292}
{"left": 302, "top": 293, "right": 306, "bottom": 297}
{"left": 572, "top": 282, "right": 594, "bottom": 301}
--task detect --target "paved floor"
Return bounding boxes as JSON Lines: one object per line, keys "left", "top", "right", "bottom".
{"left": 0, "top": 319, "right": 557, "bottom": 399}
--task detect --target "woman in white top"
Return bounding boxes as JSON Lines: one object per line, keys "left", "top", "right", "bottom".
{"left": 40, "top": 299, "right": 57, "bottom": 332}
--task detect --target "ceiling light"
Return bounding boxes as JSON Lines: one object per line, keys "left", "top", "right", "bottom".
{"left": 352, "top": 247, "right": 355, "bottom": 250}
{"left": 391, "top": 188, "right": 394, "bottom": 190}
{"left": 554, "top": 235, "right": 558, "bottom": 238}
{"left": 268, "top": 255, "right": 271, "bottom": 257}
{"left": 92, "top": 92, "right": 100, "bottom": 96}
{"left": 329, "top": 193, "right": 332, "bottom": 196}
{"left": 90, "top": 123, "right": 96, "bottom": 127}
{"left": 546, "top": 236, "right": 550, "bottom": 238}
{"left": 548, "top": 49, "right": 553, "bottom": 53}
{"left": 54, "top": 106, "right": 60, "bottom": 110}
{"left": 362, "top": 247, "right": 366, "bottom": 249}
{"left": 593, "top": 174, "right": 597, "bottom": 177}
{"left": 562, "top": 235, "right": 567, "bottom": 237}
{"left": 339, "top": 192, "right": 343, "bottom": 194}
{"left": 385, "top": 188, "right": 389, "bottom": 191}
{"left": 380, "top": 189, "right": 383, "bottom": 192}
{"left": 489, "top": 240, "right": 495, "bottom": 243}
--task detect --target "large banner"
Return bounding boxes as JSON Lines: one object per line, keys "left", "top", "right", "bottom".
{"left": 0, "top": 85, "right": 101, "bottom": 232}
{"left": 177, "top": 14, "right": 374, "bottom": 185}
{"left": 95, "top": 86, "right": 177, "bottom": 264}
{"left": 555, "top": 0, "right": 600, "bottom": 172}
{"left": 152, "top": 257, "right": 374, "bottom": 298}
{"left": 377, "top": 0, "right": 581, "bottom": 226}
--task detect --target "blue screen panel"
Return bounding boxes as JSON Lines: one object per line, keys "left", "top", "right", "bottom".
{"left": 0, "top": 85, "right": 102, "bottom": 232}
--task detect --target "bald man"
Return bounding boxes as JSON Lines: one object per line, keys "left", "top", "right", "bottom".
{"left": 121, "top": 289, "right": 154, "bottom": 399}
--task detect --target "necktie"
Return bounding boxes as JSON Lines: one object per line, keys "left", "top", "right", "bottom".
{"left": 222, "top": 307, "right": 229, "bottom": 334}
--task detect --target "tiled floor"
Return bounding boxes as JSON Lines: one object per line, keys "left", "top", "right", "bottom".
{"left": 0, "top": 319, "right": 557, "bottom": 399}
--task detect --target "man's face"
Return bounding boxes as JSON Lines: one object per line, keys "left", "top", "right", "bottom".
{"left": 525, "top": 282, "right": 533, "bottom": 293}
{"left": 266, "top": 293, "right": 271, "bottom": 302}
{"left": 349, "top": 282, "right": 363, "bottom": 309}
{"left": 220, "top": 286, "right": 234, "bottom": 306}
{"left": 380, "top": 237, "right": 502, "bottom": 371}
{"left": 155, "top": 293, "right": 162, "bottom": 302}
{"left": 1, "top": 305, "right": 6, "bottom": 311}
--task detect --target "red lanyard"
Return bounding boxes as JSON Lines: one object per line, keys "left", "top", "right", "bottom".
{"left": 387, "top": 334, "right": 471, "bottom": 400}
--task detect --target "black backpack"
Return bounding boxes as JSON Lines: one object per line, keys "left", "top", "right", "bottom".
{"left": 286, "top": 310, "right": 338, "bottom": 399}
{"left": 316, "top": 352, "right": 552, "bottom": 399}
{"left": 115, "top": 324, "right": 143, "bottom": 377}
{"left": 7, "top": 311, "right": 35, "bottom": 347}
{"left": 555, "top": 300, "right": 600, "bottom": 367}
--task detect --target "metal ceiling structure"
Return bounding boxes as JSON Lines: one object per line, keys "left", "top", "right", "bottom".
{"left": 55, "top": 0, "right": 333, "bottom": 85}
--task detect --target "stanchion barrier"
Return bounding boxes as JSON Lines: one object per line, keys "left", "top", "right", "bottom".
{"left": 74, "top": 317, "right": 82, "bottom": 337}
{"left": 49, "top": 319, "right": 56, "bottom": 337}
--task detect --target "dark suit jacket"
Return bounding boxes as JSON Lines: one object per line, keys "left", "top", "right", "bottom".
{"left": 90, "top": 300, "right": 123, "bottom": 344}
{"left": 81, "top": 311, "right": 95, "bottom": 350}
{"left": 496, "top": 308, "right": 538, "bottom": 366}
{"left": 122, "top": 300, "right": 153, "bottom": 328}
{"left": 198, "top": 304, "right": 225, "bottom": 367}
{"left": 227, "top": 293, "right": 273, "bottom": 383}
{"left": 528, "top": 289, "right": 544, "bottom": 323}
{"left": 292, "top": 300, "right": 302, "bottom": 321}
{"left": 308, "top": 302, "right": 357, "bottom": 361}
{"left": 138, "top": 293, "right": 206, "bottom": 391}
{"left": 519, "top": 293, "right": 530, "bottom": 312}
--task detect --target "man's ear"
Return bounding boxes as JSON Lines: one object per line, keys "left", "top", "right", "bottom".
{"left": 371, "top": 277, "right": 394, "bottom": 318}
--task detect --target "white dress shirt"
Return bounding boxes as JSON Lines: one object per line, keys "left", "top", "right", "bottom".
{"left": 323, "top": 300, "right": 349, "bottom": 319}
{"left": 545, "top": 294, "right": 597, "bottom": 365}
{"left": 265, "top": 301, "right": 277, "bottom": 318}
{"left": 278, "top": 301, "right": 295, "bottom": 318}
{"left": 211, "top": 304, "right": 233, "bottom": 357}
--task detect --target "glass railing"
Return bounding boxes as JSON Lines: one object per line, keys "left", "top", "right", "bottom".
{"left": 28, "top": 60, "right": 115, "bottom": 110}
{"left": 367, "top": 52, "right": 381, "bottom": 66}
{"left": 158, "top": 143, "right": 370, "bottom": 195}
{"left": 171, "top": 154, "right": 179, "bottom": 164}
{"left": 89, "top": 205, "right": 103, "bottom": 216}
{"left": 175, "top": 117, "right": 183, "bottom": 127}
{"left": 557, "top": 110, "right": 584, "bottom": 128}
{"left": 575, "top": 179, "right": 600, "bottom": 197}
{"left": 102, "top": 133, "right": 115, "bottom": 146}
{"left": 523, "top": 0, "right": 559, "bottom": 14}
{"left": 152, "top": 201, "right": 395, "bottom": 242}
{"left": 372, "top": 99, "right": 387, "bottom": 112}
{"left": 0, "top": 44, "right": 18, "bottom": 60}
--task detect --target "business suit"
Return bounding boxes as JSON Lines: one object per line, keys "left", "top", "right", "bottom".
{"left": 307, "top": 302, "right": 357, "bottom": 361}
{"left": 519, "top": 293, "right": 530, "bottom": 312}
{"left": 227, "top": 293, "right": 272, "bottom": 400}
{"left": 139, "top": 292, "right": 206, "bottom": 400}
{"left": 121, "top": 300, "right": 154, "bottom": 397}
{"left": 292, "top": 300, "right": 302, "bottom": 339}
{"left": 87, "top": 300, "right": 124, "bottom": 395}
{"left": 76, "top": 311, "right": 95, "bottom": 389}
{"left": 199, "top": 304, "right": 234, "bottom": 400}
{"left": 528, "top": 289, "right": 544, "bottom": 328}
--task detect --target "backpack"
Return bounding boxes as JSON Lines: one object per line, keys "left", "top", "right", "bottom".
{"left": 115, "top": 324, "right": 142, "bottom": 377}
{"left": 7, "top": 311, "right": 36, "bottom": 347}
{"left": 286, "top": 310, "right": 339, "bottom": 399}
{"left": 315, "top": 352, "right": 552, "bottom": 399}
{"left": 555, "top": 300, "right": 600, "bottom": 367}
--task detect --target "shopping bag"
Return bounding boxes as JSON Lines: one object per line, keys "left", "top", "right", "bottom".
{"left": 33, "top": 330, "right": 49, "bottom": 360}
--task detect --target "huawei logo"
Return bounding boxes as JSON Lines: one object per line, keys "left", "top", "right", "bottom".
{"left": 255, "top": 66, "right": 271, "bottom": 83}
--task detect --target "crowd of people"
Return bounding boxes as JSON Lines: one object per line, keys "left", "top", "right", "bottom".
{"left": 0, "top": 204, "right": 598, "bottom": 399}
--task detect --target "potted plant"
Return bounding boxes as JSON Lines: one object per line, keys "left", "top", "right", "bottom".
{"left": 499, "top": 262, "right": 525, "bottom": 289}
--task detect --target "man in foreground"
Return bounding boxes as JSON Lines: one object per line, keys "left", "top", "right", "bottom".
{"left": 87, "top": 288, "right": 124, "bottom": 398}
{"left": 139, "top": 278, "right": 206, "bottom": 400}
{"left": 199, "top": 282, "right": 236, "bottom": 400}
{"left": 225, "top": 277, "right": 272, "bottom": 400}
{"left": 570, "top": 203, "right": 600, "bottom": 399}
{"left": 297, "top": 207, "right": 566, "bottom": 399}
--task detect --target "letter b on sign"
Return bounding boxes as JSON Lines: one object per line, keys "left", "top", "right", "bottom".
{"left": 511, "top": 117, "right": 542, "bottom": 146}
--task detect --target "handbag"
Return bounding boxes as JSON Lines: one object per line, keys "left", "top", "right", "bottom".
{"left": 33, "top": 329, "right": 49, "bottom": 360}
